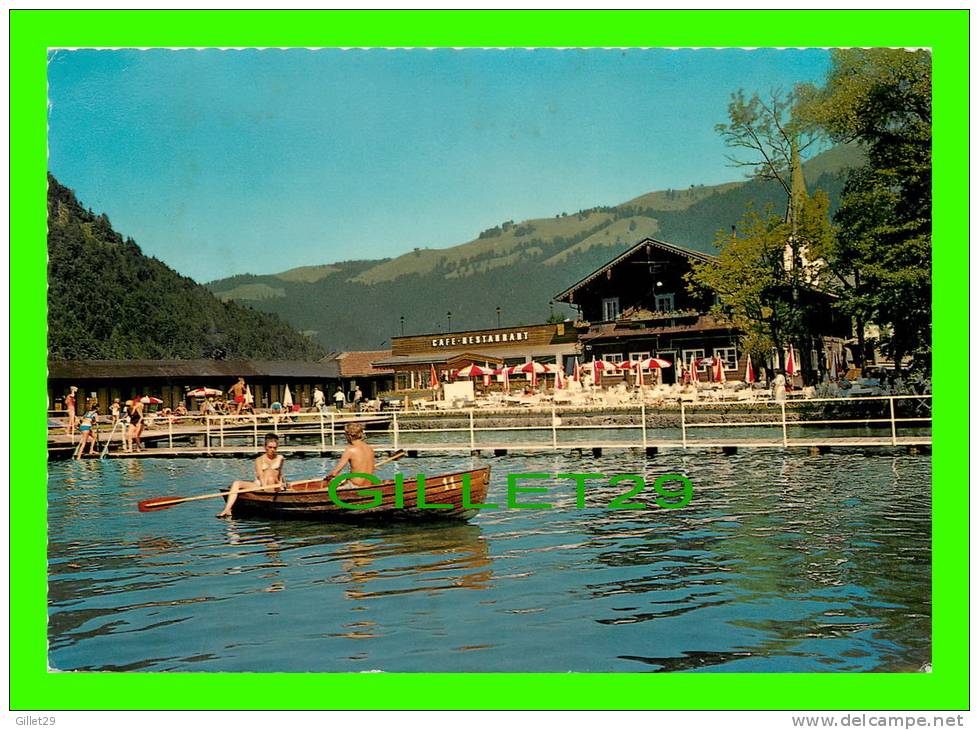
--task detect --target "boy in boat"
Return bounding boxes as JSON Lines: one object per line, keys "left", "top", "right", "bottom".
{"left": 218, "top": 432, "right": 286, "bottom": 518}
{"left": 326, "top": 422, "right": 375, "bottom": 487}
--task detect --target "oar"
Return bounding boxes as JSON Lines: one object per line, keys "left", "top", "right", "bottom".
{"left": 99, "top": 418, "right": 124, "bottom": 460}
{"left": 137, "top": 449, "right": 407, "bottom": 513}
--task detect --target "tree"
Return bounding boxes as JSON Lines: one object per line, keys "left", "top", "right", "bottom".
{"left": 715, "top": 88, "right": 818, "bottom": 201}
{"left": 703, "top": 88, "right": 835, "bottom": 382}
{"left": 797, "top": 49, "right": 931, "bottom": 372}
{"left": 689, "top": 190, "right": 833, "bottom": 383}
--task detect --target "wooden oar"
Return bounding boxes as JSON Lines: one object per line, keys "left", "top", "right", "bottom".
{"left": 137, "top": 449, "right": 407, "bottom": 513}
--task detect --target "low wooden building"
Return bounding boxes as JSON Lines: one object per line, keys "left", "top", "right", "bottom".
{"left": 319, "top": 350, "right": 395, "bottom": 399}
{"left": 373, "top": 323, "right": 581, "bottom": 390}
{"left": 48, "top": 359, "right": 341, "bottom": 412}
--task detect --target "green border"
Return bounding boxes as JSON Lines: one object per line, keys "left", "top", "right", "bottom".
{"left": 11, "top": 9, "right": 968, "bottom": 710}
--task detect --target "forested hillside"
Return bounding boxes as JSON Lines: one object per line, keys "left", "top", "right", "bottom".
{"left": 47, "top": 174, "right": 324, "bottom": 360}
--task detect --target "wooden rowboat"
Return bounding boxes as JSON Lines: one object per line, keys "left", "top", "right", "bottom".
{"left": 222, "top": 466, "right": 491, "bottom": 522}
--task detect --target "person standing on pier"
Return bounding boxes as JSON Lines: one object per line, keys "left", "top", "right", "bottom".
{"left": 325, "top": 422, "right": 375, "bottom": 487}
{"left": 218, "top": 432, "right": 286, "bottom": 518}
{"left": 66, "top": 386, "right": 78, "bottom": 435}
{"left": 74, "top": 400, "right": 100, "bottom": 459}
{"left": 313, "top": 386, "right": 326, "bottom": 413}
{"left": 127, "top": 398, "right": 145, "bottom": 452}
{"left": 229, "top": 377, "right": 247, "bottom": 416}
{"left": 773, "top": 371, "right": 787, "bottom": 403}
{"left": 333, "top": 387, "right": 346, "bottom": 412}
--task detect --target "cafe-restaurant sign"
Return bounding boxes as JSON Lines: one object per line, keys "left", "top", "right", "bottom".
{"left": 431, "top": 330, "right": 530, "bottom": 348}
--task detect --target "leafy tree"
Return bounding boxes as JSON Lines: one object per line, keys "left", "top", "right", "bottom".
{"left": 699, "top": 87, "right": 836, "bottom": 381}
{"left": 689, "top": 189, "right": 833, "bottom": 382}
{"left": 715, "top": 88, "right": 818, "bottom": 199}
{"left": 797, "top": 49, "right": 932, "bottom": 371}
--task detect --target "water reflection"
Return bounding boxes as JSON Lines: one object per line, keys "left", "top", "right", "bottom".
{"left": 48, "top": 451, "right": 930, "bottom": 672}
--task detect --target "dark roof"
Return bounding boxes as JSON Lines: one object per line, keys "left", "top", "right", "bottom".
{"left": 554, "top": 237, "right": 716, "bottom": 303}
{"left": 322, "top": 350, "right": 394, "bottom": 378}
{"left": 48, "top": 359, "right": 339, "bottom": 380}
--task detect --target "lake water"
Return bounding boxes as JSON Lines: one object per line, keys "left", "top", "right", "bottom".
{"left": 48, "top": 451, "right": 930, "bottom": 672}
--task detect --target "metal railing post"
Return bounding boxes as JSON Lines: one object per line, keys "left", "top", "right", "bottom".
{"left": 551, "top": 402, "right": 558, "bottom": 449}
{"left": 889, "top": 396, "right": 897, "bottom": 446}
{"left": 254, "top": 414, "right": 259, "bottom": 448}
{"left": 168, "top": 416, "right": 173, "bottom": 449}
{"left": 319, "top": 411, "right": 326, "bottom": 450}
{"left": 205, "top": 415, "right": 211, "bottom": 451}
{"left": 680, "top": 401, "right": 687, "bottom": 449}
{"left": 780, "top": 401, "right": 788, "bottom": 447}
{"left": 393, "top": 411, "right": 399, "bottom": 450}
{"left": 641, "top": 403, "right": 647, "bottom": 449}
{"left": 220, "top": 415, "right": 225, "bottom": 448}
{"left": 469, "top": 410, "right": 476, "bottom": 449}
{"left": 331, "top": 411, "right": 336, "bottom": 446}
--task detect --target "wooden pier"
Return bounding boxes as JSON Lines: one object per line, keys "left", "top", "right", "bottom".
{"left": 51, "top": 395, "right": 931, "bottom": 460}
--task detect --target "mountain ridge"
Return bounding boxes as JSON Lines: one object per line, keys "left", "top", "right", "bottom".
{"left": 205, "top": 144, "right": 862, "bottom": 350}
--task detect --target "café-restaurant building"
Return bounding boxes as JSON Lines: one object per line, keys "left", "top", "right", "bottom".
{"left": 372, "top": 323, "right": 581, "bottom": 390}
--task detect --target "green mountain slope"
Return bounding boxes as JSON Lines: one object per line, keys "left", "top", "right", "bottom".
{"left": 47, "top": 174, "right": 324, "bottom": 361}
{"left": 204, "top": 144, "right": 862, "bottom": 351}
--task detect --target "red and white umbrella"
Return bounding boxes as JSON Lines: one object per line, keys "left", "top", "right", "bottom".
{"left": 689, "top": 358, "right": 701, "bottom": 383}
{"left": 745, "top": 357, "right": 755, "bottom": 384}
{"left": 509, "top": 360, "right": 547, "bottom": 387}
{"left": 585, "top": 357, "right": 618, "bottom": 386}
{"left": 430, "top": 363, "right": 439, "bottom": 388}
{"left": 713, "top": 355, "right": 727, "bottom": 383}
{"left": 187, "top": 387, "right": 222, "bottom": 398}
{"left": 456, "top": 363, "right": 495, "bottom": 378}
{"left": 508, "top": 361, "right": 548, "bottom": 375}
{"left": 555, "top": 367, "right": 565, "bottom": 389}
{"left": 637, "top": 357, "right": 672, "bottom": 370}
{"left": 572, "top": 358, "right": 581, "bottom": 383}
{"left": 785, "top": 345, "right": 798, "bottom": 377}
{"left": 140, "top": 396, "right": 163, "bottom": 404}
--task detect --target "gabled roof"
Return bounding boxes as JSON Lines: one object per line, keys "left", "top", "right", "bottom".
{"left": 554, "top": 237, "right": 716, "bottom": 303}
{"left": 323, "top": 350, "right": 394, "bottom": 378}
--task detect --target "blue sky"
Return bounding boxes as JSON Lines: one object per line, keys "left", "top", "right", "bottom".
{"left": 48, "top": 48, "right": 831, "bottom": 282}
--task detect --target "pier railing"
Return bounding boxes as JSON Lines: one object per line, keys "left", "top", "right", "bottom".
{"left": 78, "top": 394, "right": 931, "bottom": 456}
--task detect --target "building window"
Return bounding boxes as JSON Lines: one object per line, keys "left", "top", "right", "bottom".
{"left": 629, "top": 351, "right": 651, "bottom": 363}
{"left": 605, "top": 353, "right": 624, "bottom": 364}
{"left": 602, "top": 297, "right": 620, "bottom": 321}
{"left": 654, "top": 293, "right": 675, "bottom": 312}
{"left": 683, "top": 348, "right": 707, "bottom": 371}
{"left": 714, "top": 346, "right": 738, "bottom": 370}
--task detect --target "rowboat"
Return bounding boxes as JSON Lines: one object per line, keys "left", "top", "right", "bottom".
{"left": 221, "top": 466, "right": 491, "bottom": 522}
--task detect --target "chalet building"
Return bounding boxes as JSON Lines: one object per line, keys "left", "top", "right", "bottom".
{"left": 554, "top": 237, "right": 849, "bottom": 383}
{"left": 373, "top": 323, "right": 581, "bottom": 390}
{"left": 47, "top": 359, "right": 341, "bottom": 413}
{"left": 319, "top": 351, "right": 395, "bottom": 399}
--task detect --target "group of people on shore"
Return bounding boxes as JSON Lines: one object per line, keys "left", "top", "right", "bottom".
{"left": 67, "top": 388, "right": 147, "bottom": 459}
{"left": 313, "top": 385, "right": 364, "bottom": 413}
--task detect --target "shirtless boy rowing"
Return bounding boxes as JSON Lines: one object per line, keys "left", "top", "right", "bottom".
{"left": 326, "top": 422, "right": 375, "bottom": 486}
